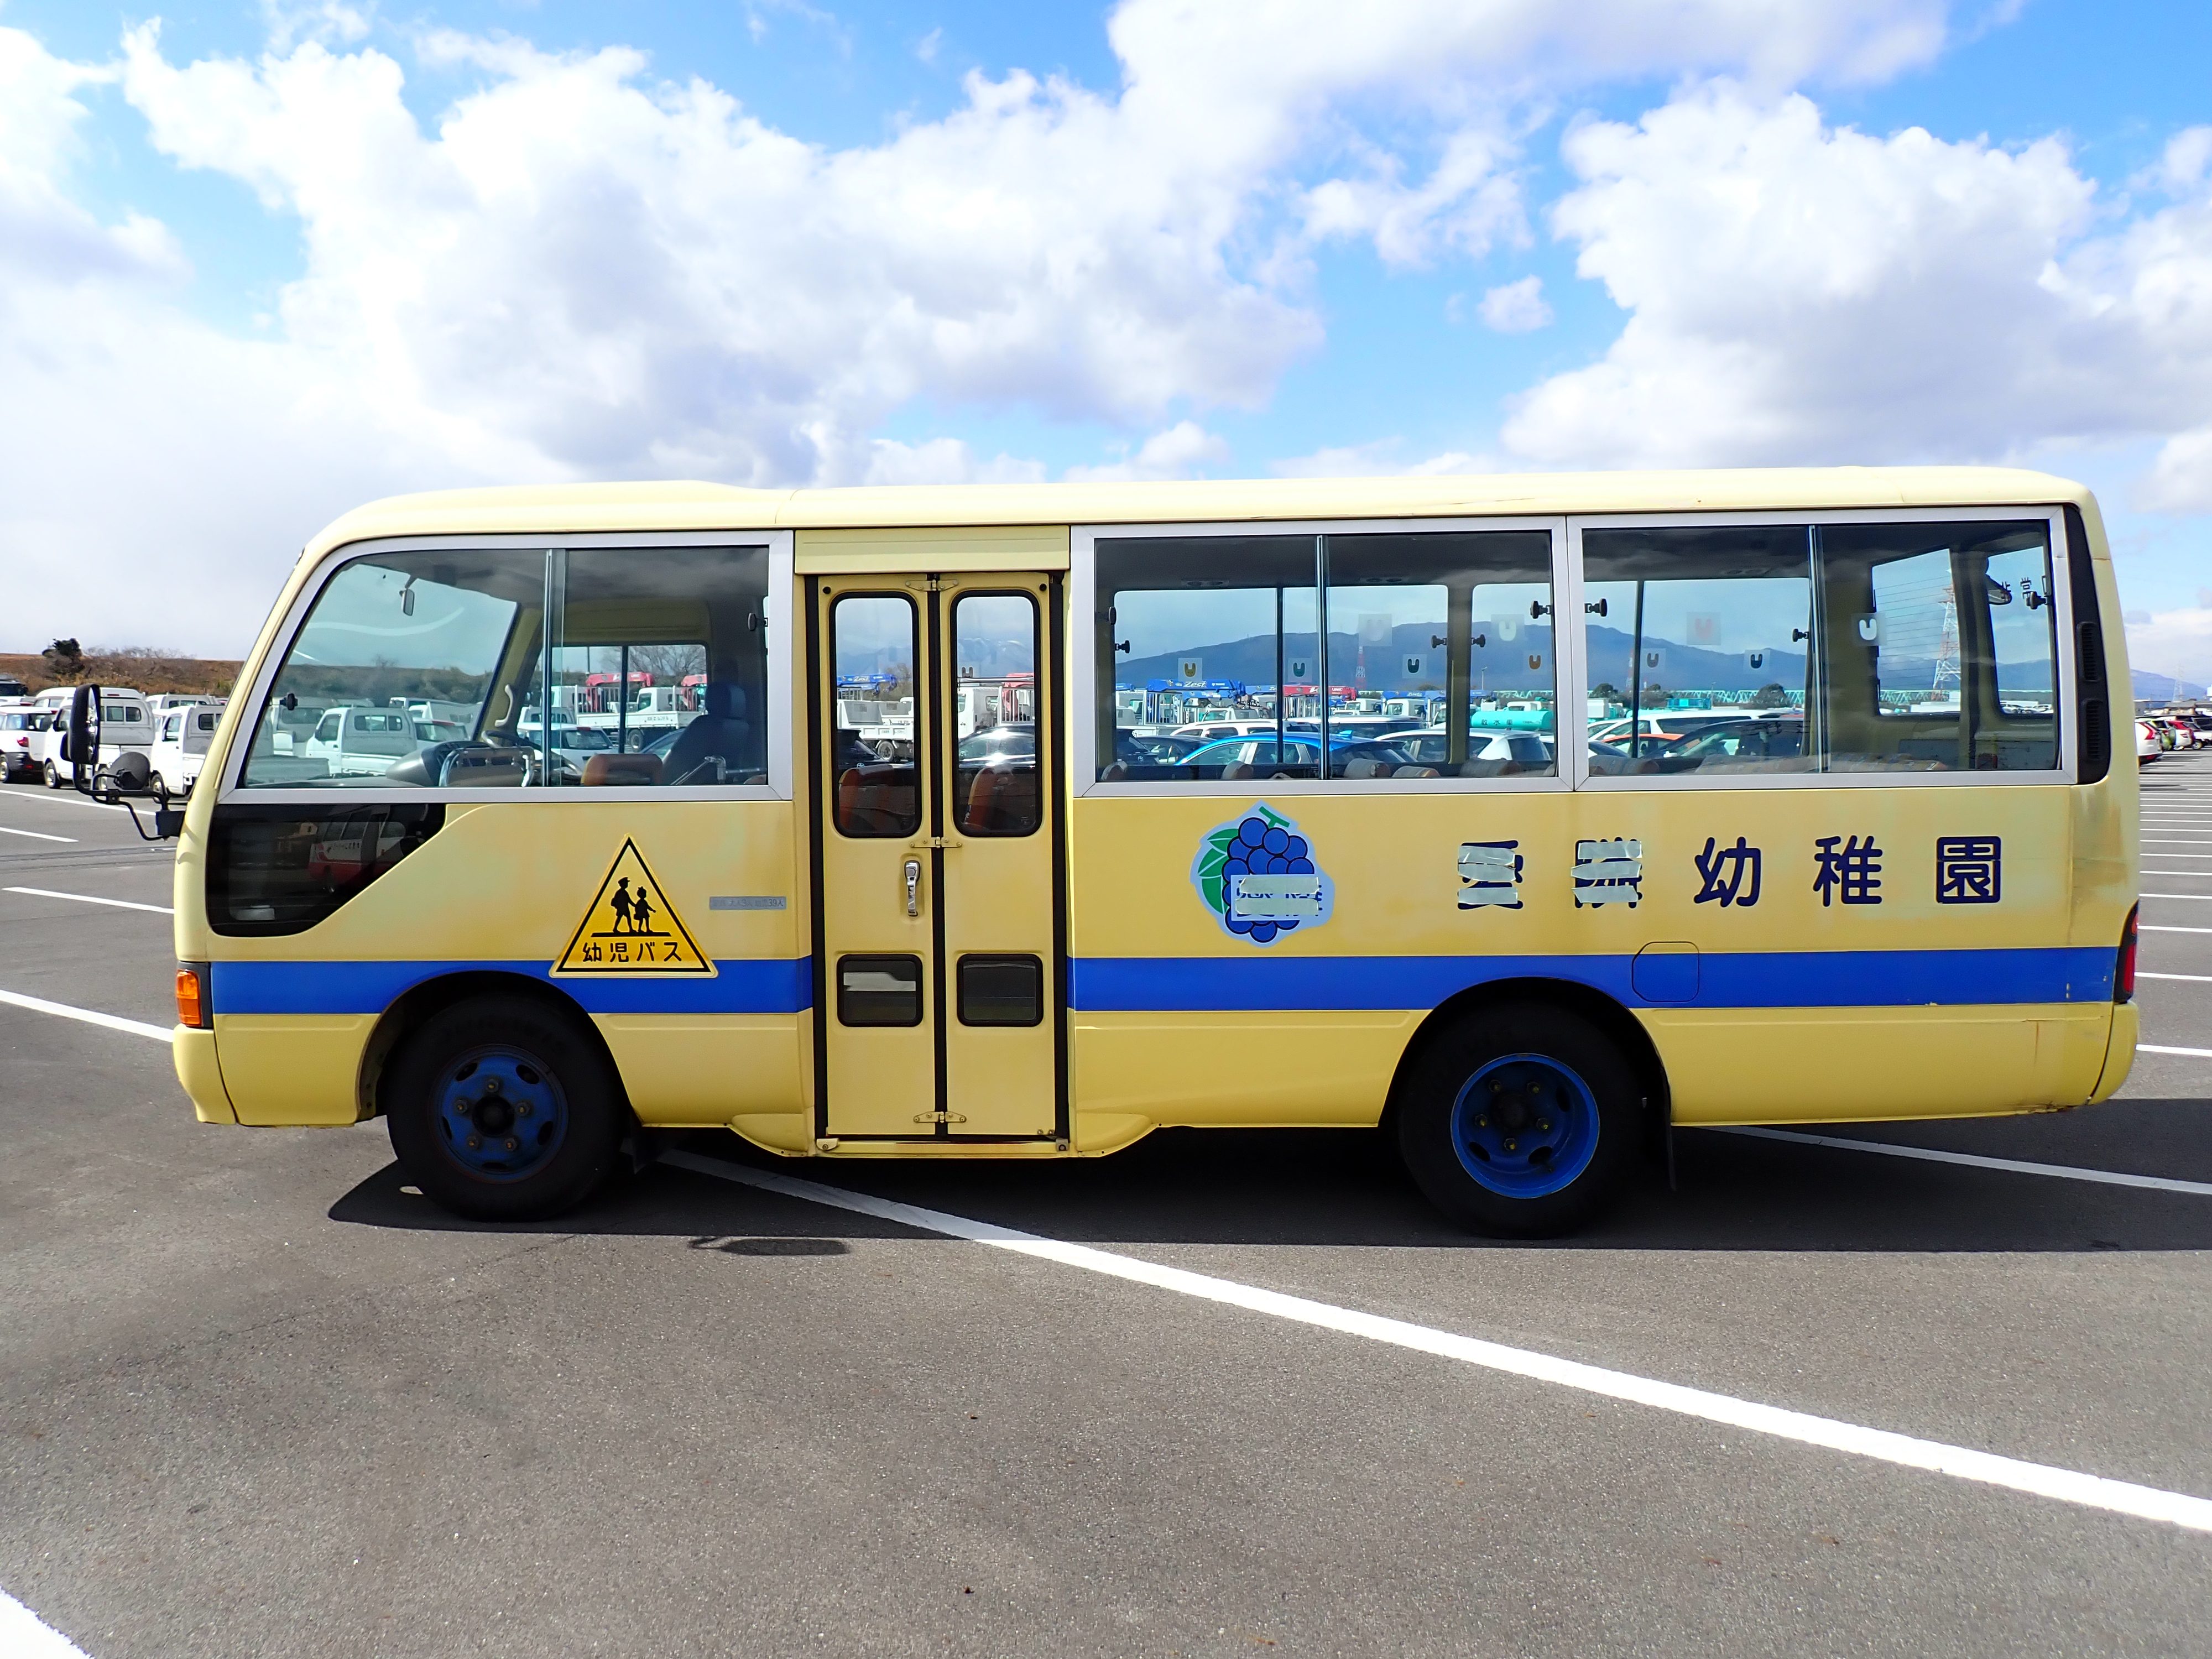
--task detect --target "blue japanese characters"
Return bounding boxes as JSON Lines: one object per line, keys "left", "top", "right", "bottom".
{"left": 1193, "top": 804, "right": 1333, "bottom": 945}
{"left": 1935, "top": 836, "right": 2002, "bottom": 904}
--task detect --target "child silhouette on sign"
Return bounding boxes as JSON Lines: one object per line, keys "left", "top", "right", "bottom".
{"left": 632, "top": 885, "right": 656, "bottom": 936}
{"left": 607, "top": 877, "right": 634, "bottom": 934}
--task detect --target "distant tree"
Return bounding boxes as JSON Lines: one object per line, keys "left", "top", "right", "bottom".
{"left": 1751, "top": 681, "right": 1790, "bottom": 708}
{"left": 41, "top": 639, "right": 83, "bottom": 679}
{"left": 1591, "top": 681, "right": 1620, "bottom": 702}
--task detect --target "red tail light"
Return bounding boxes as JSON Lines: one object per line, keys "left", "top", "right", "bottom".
{"left": 2115, "top": 904, "right": 2138, "bottom": 1003}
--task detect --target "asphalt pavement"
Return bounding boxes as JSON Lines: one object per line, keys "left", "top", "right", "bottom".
{"left": 1, "top": 759, "right": 2207, "bottom": 1657}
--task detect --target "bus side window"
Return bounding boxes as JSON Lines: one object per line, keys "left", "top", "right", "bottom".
{"left": 831, "top": 594, "right": 922, "bottom": 836}
{"left": 1094, "top": 528, "right": 1557, "bottom": 784}
{"left": 550, "top": 545, "right": 771, "bottom": 788}
{"left": 1579, "top": 525, "right": 1814, "bottom": 776}
{"left": 1815, "top": 522, "right": 2059, "bottom": 773}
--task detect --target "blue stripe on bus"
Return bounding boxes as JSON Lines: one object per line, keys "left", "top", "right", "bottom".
{"left": 1068, "top": 948, "right": 2114, "bottom": 1013}
{"left": 210, "top": 958, "right": 813, "bottom": 1017}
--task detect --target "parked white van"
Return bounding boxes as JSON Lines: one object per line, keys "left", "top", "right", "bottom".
{"left": 300, "top": 705, "right": 418, "bottom": 775}
{"left": 147, "top": 703, "right": 225, "bottom": 796}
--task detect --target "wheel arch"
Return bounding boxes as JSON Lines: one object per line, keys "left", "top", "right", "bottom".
{"left": 1382, "top": 976, "right": 1671, "bottom": 1144}
{"left": 356, "top": 971, "right": 626, "bottom": 1122}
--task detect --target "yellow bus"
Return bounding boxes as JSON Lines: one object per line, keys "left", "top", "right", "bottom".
{"left": 155, "top": 468, "right": 2142, "bottom": 1235}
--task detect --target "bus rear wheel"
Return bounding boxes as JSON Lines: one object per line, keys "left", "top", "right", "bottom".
{"left": 385, "top": 995, "right": 624, "bottom": 1222}
{"left": 1397, "top": 1001, "right": 1641, "bottom": 1238}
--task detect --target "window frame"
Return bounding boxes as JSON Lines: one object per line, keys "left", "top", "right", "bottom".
{"left": 1562, "top": 506, "right": 2075, "bottom": 792}
{"left": 216, "top": 530, "right": 796, "bottom": 805}
{"left": 1071, "top": 514, "right": 1572, "bottom": 797}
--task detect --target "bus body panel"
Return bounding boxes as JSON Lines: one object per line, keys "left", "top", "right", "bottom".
{"left": 197, "top": 798, "right": 813, "bottom": 1136}
{"left": 1066, "top": 780, "right": 2116, "bottom": 1133}
{"left": 172, "top": 1027, "right": 236, "bottom": 1124}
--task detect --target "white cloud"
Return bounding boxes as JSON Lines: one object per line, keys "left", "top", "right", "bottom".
{"left": 1501, "top": 87, "right": 2212, "bottom": 490}
{"left": 1477, "top": 274, "right": 1551, "bottom": 332}
{"left": 2122, "top": 606, "right": 2212, "bottom": 690}
{"left": 1270, "top": 439, "right": 1491, "bottom": 477}
{"left": 1065, "top": 420, "right": 1232, "bottom": 482}
{"left": 861, "top": 437, "right": 1046, "bottom": 487}
{"left": 259, "top": 2, "right": 373, "bottom": 55}
{"left": 0, "top": 2, "right": 2041, "bottom": 650}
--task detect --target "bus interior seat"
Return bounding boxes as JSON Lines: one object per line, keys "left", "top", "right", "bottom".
{"left": 661, "top": 682, "right": 750, "bottom": 784}
{"left": 836, "top": 764, "right": 917, "bottom": 834}
{"left": 962, "top": 766, "right": 1039, "bottom": 835}
{"left": 1394, "top": 765, "right": 1441, "bottom": 779}
{"left": 581, "top": 753, "right": 665, "bottom": 787}
{"left": 1220, "top": 762, "right": 1255, "bottom": 780}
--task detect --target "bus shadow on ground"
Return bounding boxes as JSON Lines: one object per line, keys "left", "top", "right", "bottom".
{"left": 330, "top": 1115, "right": 2212, "bottom": 1254}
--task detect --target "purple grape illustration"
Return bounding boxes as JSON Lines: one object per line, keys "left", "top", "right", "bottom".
{"left": 1192, "top": 804, "right": 1332, "bottom": 946}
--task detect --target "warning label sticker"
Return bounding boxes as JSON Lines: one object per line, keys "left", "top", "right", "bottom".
{"left": 553, "top": 838, "right": 714, "bottom": 975}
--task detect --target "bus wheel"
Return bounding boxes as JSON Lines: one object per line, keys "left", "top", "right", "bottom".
{"left": 385, "top": 996, "right": 623, "bottom": 1222}
{"left": 1397, "top": 1002, "right": 1640, "bottom": 1238}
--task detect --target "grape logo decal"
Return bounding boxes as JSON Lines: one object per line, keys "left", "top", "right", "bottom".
{"left": 1192, "top": 804, "right": 1332, "bottom": 945}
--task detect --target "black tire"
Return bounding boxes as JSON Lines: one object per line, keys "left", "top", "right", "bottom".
{"left": 43, "top": 760, "right": 60, "bottom": 789}
{"left": 1396, "top": 1000, "right": 1644, "bottom": 1238}
{"left": 384, "top": 994, "right": 625, "bottom": 1222}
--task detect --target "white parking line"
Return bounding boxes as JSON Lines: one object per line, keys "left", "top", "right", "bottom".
{"left": 2143, "top": 924, "right": 2212, "bottom": 934}
{"left": 2142, "top": 893, "right": 2212, "bottom": 901}
{"left": 0, "top": 988, "right": 170, "bottom": 1041}
{"left": 2141, "top": 1045, "right": 2212, "bottom": 1060}
{"left": 1717, "top": 1124, "right": 2212, "bottom": 1193}
{"left": 666, "top": 1151, "right": 2212, "bottom": 1535}
{"left": 2139, "top": 972, "right": 2212, "bottom": 983}
{"left": 0, "top": 824, "right": 74, "bottom": 843}
{"left": 3, "top": 886, "right": 173, "bottom": 915}
{"left": 0, "top": 1588, "right": 91, "bottom": 1658}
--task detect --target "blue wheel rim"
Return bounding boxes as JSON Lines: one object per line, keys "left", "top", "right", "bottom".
{"left": 1449, "top": 1053, "right": 1599, "bottom": 1198}
{"left": 431, "top": 1044, "right": 568, "bottom": 1182}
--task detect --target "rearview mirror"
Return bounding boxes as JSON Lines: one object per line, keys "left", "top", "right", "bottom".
{"left": 66, "top": 683, "right": 102, "bottom": 793}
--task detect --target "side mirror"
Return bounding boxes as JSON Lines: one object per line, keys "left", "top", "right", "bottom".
{"left": 67, "top": 683, "right": 102, "bottom": 793}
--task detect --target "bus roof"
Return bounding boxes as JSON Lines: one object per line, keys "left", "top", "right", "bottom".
{"left": 298, "top": 465, "right": 2100, "bottom": 572}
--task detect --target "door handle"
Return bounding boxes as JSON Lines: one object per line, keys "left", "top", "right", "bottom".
{"left": 904, "top": 858, "right": 921, "bottom": 917}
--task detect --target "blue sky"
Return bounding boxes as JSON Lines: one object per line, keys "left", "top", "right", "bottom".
{"left": 2, "top": 0, "right": 2209, "bottom": 679}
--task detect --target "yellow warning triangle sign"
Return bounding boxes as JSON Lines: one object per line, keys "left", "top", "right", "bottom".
{"left": 553, "top": 838, "right": 714, "bottom": 976}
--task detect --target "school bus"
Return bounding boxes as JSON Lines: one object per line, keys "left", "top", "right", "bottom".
{"left": 156, "top": 468, "right": 2141, "bottom": 1235}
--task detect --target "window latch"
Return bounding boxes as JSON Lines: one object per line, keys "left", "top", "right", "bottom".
{"left": 1582, "top": 599, "right": 1605, "bottom": 617}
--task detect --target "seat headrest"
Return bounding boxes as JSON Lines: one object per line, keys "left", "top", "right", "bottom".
{"left": 702, "top": 682, "right": 745, "bottom": 720}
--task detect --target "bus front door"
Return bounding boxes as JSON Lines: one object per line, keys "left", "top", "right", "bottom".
{"left": 814, "top": 574, "right": 1061, "bottom": 1142}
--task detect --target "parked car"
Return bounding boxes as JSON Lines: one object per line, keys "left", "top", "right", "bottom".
{"left": 2137, "top": 719, "right": 2164, "bottom": 762}
{"left": 957, "top": 723, "right": 1037, "bottom": 765}
{"left": 1172, "top": 734, "right": 1416, "bottom": 776}
{"left": 146, "top": 703, "right": 225, "bottom": 796}
{"left": 1392, "top": 728, "right": 1553, "bottom": 773}
{"left": 0, "top": 706, "right": 50, "bottom": 781}
{"left": 0, "top": 676, "right": 29, "bottom": 700}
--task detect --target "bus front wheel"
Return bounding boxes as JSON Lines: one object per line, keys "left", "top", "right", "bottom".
{"left": 1397, "top": 1002, "right": 1641, "bottom": 1238}
{"left": 385, "top": 995, "right": 624, "bottom": 1222}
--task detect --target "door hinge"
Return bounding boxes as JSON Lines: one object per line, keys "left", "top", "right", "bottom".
{"left": 912, "top": 1110, "right": 968, "bottom": 1125}
{"left": 912, "top": 835, "right": 962, "bottom": 850}
{"left": 925, "top": 576, "right": 944, "bottom": 591}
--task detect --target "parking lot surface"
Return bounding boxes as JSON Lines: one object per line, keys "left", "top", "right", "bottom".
{"left": 2, "top": 761, "right": 2208, "bottom": 1657}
